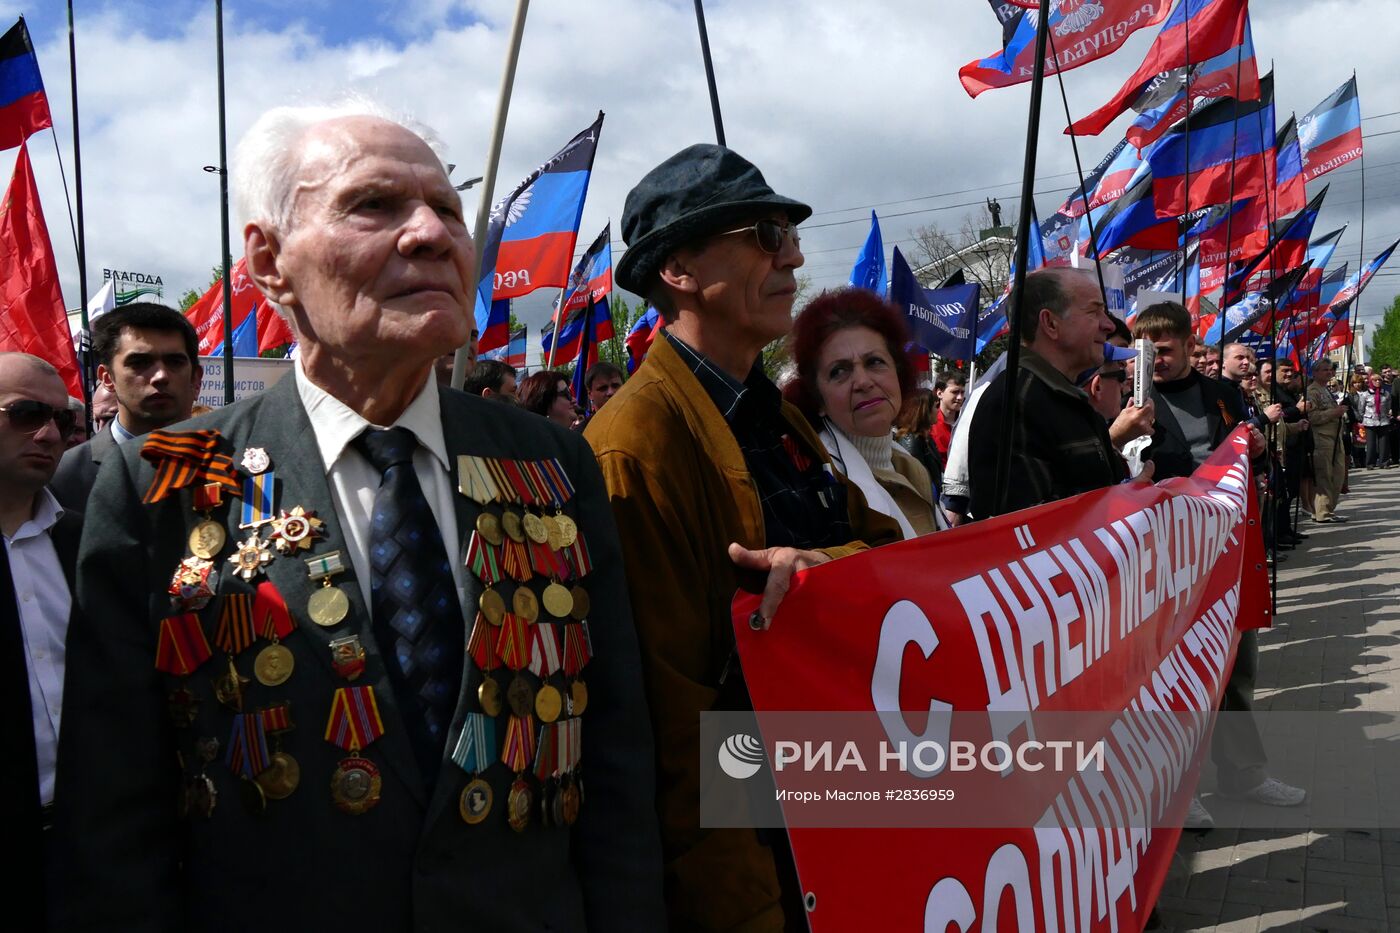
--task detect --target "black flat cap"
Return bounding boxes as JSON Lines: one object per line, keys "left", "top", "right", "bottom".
{"left": 615, "top": 144, "right": 811, "bottom": 295}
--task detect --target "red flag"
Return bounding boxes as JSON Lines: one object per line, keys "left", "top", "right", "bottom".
{"left": 0, "top": 143, "right": 80, "bottom": 397}
{"left": 184, "top": 257, "right": 293, "bottom": 357}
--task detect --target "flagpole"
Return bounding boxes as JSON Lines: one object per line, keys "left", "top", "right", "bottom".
{"left": 64, "top": 4, "right": 90, "bottom": 334}
{"left": 692, "top": 0, "right": 725, "bottom": 146}
{"left": 1217, "top": 42, "right": 1246, "bottom": 360}
{"left": 213, "top": 0, "right": 236, "bottom": 404}
{"left": 1177, "top": 3, "right": 1192, "bottom": 308}
{"left": 452, "top": 0, "right": 530, "bottom": 390}
{"left": 1045, "top": 29, "right": 1110, "bottom": 311}
{"left": 1347, "top": 70, "right": 1364, "bottom": 377}
{"left": 993, "top": 0, "right": 1051, "bottom": 516}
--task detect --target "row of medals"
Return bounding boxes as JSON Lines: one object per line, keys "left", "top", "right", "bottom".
{"left": 465, "top": 478, "right": 589, "bottom": 832}
{"left": 172, "top": 447, "right": 332, "bottom": 817}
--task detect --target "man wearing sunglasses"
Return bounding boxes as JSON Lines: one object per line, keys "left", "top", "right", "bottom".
{"left": 49, "top": 302, "right": 202, "bottom": 511}
{"left": 585, "top": 144, "right": 899, "bottom": 931}
{"left": 0, "top": 352, "right": 83, "bottom": 932}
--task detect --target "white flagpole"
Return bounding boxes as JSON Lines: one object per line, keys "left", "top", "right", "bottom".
{"left": 452, "top": 0, "right": 531, "bottom": 390}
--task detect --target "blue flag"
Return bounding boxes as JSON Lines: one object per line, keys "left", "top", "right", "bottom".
{"left": 849, "top": 211, "right": 888, "bottom": 297}
{"left": 889, "top": 247, "right": 977, "bottom": 360}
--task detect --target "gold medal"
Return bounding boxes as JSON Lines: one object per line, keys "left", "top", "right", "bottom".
{"left": 535, "top": 683, "right": 563, "bottom": 723}
{"left": 478, "top": 676, "right": 504, "bottom": 717}
{"left": 554, "top": 513, "right": 578, "bottom": 549}
{"left": 569, "top": 586, "right": 590, "bottom": 621}
{"left": 570, "top": 679, "right": 589, "bottom": 716}
{"left": 501, "top": 510, "right": 525, "bottom": 543}
{"left": 308, "top": 586, "right": 350, "bottom": 627}
{"left": 542, "top": 514, "right": 563, "bottom": 551}
{"left": 255, "top": 751, "right": 300, "bottom": 799}
{"left": 459, "top": 777, "right": 493, "bottom": 825}
{"left": 560, "top": 781, "right": 581, "bottom": 825}
{"left": 522, "top": 512, "right": 549, "bottom": 545}
{"left": 507, "top": 674, "right": 535, "bottom": 718}
{"left": 479, "top": 588, "right": 506, "bottom": 626}
{"left": 507, "top": 777, "right": 533, "bottom": 832}
{"left": 254, "top": 643, "right": 294, "bottom": 686}
{"left": 512, "top": 587, "right": 539, "bottom": 623}
{"left": 541, "top": 582, "right": 573, "bottom": 619}
{"left": 213, "top": 658, "right": 250, "bottom": 711}
{"left": 330, "top": 756, "right": 382, "bottom": 815}
{"left": 188, "top": 520, "right": 227, "bottom": 559}
{"left": 475, "top": 512, "right": 504, "bottom": 547}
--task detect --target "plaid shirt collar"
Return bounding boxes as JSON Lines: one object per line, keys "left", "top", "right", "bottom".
{"left": 663, "top": 330, "right": 781, "bottom": 425}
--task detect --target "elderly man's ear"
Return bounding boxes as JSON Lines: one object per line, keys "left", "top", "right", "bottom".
{"left": 245, "top": 224, "right": 295, "bottom": 308}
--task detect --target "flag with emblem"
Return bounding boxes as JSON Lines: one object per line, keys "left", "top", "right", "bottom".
{"left": 1299, "top": 76, "right": 1362, "bottom": 183}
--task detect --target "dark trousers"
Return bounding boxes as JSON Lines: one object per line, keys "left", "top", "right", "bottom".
{"left": 1212, "top": 629, "right": 1268, "bottom": 794}
{"left": 1365, "top": 427, "right": 1390, "bottom": 467}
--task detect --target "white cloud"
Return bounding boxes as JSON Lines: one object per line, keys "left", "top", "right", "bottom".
{"left": 5, "top": 0, "right": 1399, "bottom": 345}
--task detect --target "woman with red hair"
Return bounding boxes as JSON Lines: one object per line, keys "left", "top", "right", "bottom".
{"left": 788, "top": 288, "right": 939, "bottom": 538}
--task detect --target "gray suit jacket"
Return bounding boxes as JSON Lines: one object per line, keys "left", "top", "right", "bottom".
{"left": 57, "top": 376, "right": 664, "bottom": 932}
{"left": 50, "top": 424, "right": 118, "bottom": 512}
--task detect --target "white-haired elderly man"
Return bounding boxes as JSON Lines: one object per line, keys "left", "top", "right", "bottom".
{"left": 57, "top": 102, "right": 664, "bottom": 931}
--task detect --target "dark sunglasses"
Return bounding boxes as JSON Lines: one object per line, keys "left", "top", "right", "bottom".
{"left": 714, "top": 218, "right": 800, "bottom": 254}
{"left": 0, "top": 400, "right": 79, "bottom": 440}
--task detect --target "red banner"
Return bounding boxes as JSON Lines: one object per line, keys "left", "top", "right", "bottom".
{"left": 732, "top": 429, "right": 1269, "bottom": 932}
{"left": 184, "top": 257, "right": 293, "bottom": 356}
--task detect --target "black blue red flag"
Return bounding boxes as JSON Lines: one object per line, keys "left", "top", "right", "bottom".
{"left": 1069, "top": 0, "right": 1250, "bottom": 138}
{"left": 625, "top": 306, "right": 662, "bottom": 374}
{"left": 1299, "top": 76, "right": 1362, "bottom": 183}
{"left": 474, "top": 113, "right": 604, "bottom": 353}
{"left": 0, "top": 18, "right": 52, "bottom": 151}
{"left": 540, "top": 223, "right": 614, "bottom": 366}
{"left": 1222, "top": 185, "right": 1327, "bottom": 306}
{"left": 959, "top": 0, "right": 1171, "bottom": 98}
{"left": 1147, "top": 72, "right": 1275, "bottom": 218}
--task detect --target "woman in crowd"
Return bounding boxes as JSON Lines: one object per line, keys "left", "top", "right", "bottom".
{"left": 1346, "top": 372, "right": 1368, "bottom": 469}
{"left": 518, "top": 370, "right": 581, "bottom": 429}
{"left": 787, "top": 287, "right": 940, "bottom": 539}
{"left": 893, "top": 388, "right": 944, "bottom": 496}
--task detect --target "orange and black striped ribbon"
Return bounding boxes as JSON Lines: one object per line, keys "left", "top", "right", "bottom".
{"left": 214, "top": 594, "right": 256, "bottom": 655}
{"left": 140, "top": 430, "right": 242, "bottom": 504}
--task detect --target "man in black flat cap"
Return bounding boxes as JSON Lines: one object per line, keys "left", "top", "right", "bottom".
{"left": 585, "top": 145, "right": 898, "bottom": 931}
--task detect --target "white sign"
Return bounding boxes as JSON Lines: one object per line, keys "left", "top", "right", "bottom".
{"left": 197, "top": 356, "right": 293, "bottom": 409}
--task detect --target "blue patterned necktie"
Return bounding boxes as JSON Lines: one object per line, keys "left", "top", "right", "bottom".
{"left": 353, "top": 427, "right": 464, "bottom": 783}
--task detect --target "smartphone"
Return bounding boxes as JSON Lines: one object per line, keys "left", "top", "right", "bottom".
{"left": 1133, "top": 338, "right": 1155, "bottom": 409}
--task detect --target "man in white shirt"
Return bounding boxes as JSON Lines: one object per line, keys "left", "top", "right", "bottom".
{"left": 0, "top": 352, "right": 83, "bottom": 928}
{"left": 59, "top": 101, "right": 663, "bottom": 931}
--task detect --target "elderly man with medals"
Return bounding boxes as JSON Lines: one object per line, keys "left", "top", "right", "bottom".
{"left": 57, "top": 101, "right": 663, "bottom": 931}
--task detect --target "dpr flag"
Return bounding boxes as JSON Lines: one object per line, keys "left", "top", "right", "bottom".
{"left": 541, "top": 224, "right": 615, "bottom": 366}
{"left": 0, "top": 18, "right": 52, "bottom": 151}
{"left": 1299, "top": 76, "right": 1362, "bottom": 183}
{"left": 625, "top": 306, "right": 662, "bottom": 374}
{"left": 889, "top": 247, "right": 976, "bottom": 361}
{"left": 475, "top": 113, "right": 604, "bottom": 353}
{"left": 959, "top": 0, "right": 1171, "bottom": 98}
{"left": 480, "top": 326, "right": 527, "bottom": 368}
{"left": 1068, "top": 0, "right": 1251, "bottom": 137}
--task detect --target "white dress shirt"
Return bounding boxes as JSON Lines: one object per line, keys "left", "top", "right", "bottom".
{"left": 7, "top": 489, "right": 72, "bottom": 805}
{"left": 294, "top": 362, "right": 464, "bottom": 607}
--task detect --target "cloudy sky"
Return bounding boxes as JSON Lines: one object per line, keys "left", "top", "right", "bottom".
{"left": 6, "top": 0, "right": 1399, "bottom": 353}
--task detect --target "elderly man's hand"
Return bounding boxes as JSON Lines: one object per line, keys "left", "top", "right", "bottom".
{"left": 728, "top": 543, "right": 832, "bottom": 629}
{"left": 1247, "top": 425, "right": 1267, "bottom": 459}
{"left": 1109, "top": 399, "right": 1155, "bottom": 448}
{"left": 1264, "top": 403, "right": 1283, "bottom": 423}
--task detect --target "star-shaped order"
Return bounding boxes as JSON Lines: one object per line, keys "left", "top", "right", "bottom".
{"left": 228, "top": 532, "right": 275, "bottom": 581}
{"left": 269, "top": 506, "right": 326, "bottom": 555}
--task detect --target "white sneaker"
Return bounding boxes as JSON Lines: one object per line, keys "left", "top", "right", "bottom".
{"left": 1230, "top": 777, "right": 1306, "bottom": 807}
{"left": 1185, "top": 795, "right": 1214, "bottom": 830}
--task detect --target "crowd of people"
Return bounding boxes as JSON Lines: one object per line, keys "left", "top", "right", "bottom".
{"left": 1, "top": 100, "right": 1386, "bottom": 931}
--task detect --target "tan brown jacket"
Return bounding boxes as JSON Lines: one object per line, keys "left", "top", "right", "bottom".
{"left": 584, "top": 335, "right": 898, "bottom": 931}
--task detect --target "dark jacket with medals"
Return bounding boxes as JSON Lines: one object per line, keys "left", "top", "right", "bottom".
{"left": 56, "top": 375, "right": 664, "bottom": 932}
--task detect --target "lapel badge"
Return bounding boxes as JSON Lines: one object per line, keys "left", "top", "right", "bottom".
{"left": 241, "top": 447, "right": 271, "bottom": 475}
{"left": 229, "top": 532, "right": 275, "bottom": 581}
{"left": 329, "top": 634, "right": 367, "bottom": 681}
{"left": 269, "top": 506, "right": 325, "bottom": 555}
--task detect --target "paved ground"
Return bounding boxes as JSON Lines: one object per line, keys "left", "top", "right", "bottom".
{"left": 1157, "top": 466, "right": 1400, "bottom": 932}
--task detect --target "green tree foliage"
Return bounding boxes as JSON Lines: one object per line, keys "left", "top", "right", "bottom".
{"left": 179, "top": 265, "right": 225, "bottom": 312}
{"left": 1370, "top": 294, "right": 1400, "bottom": 370}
